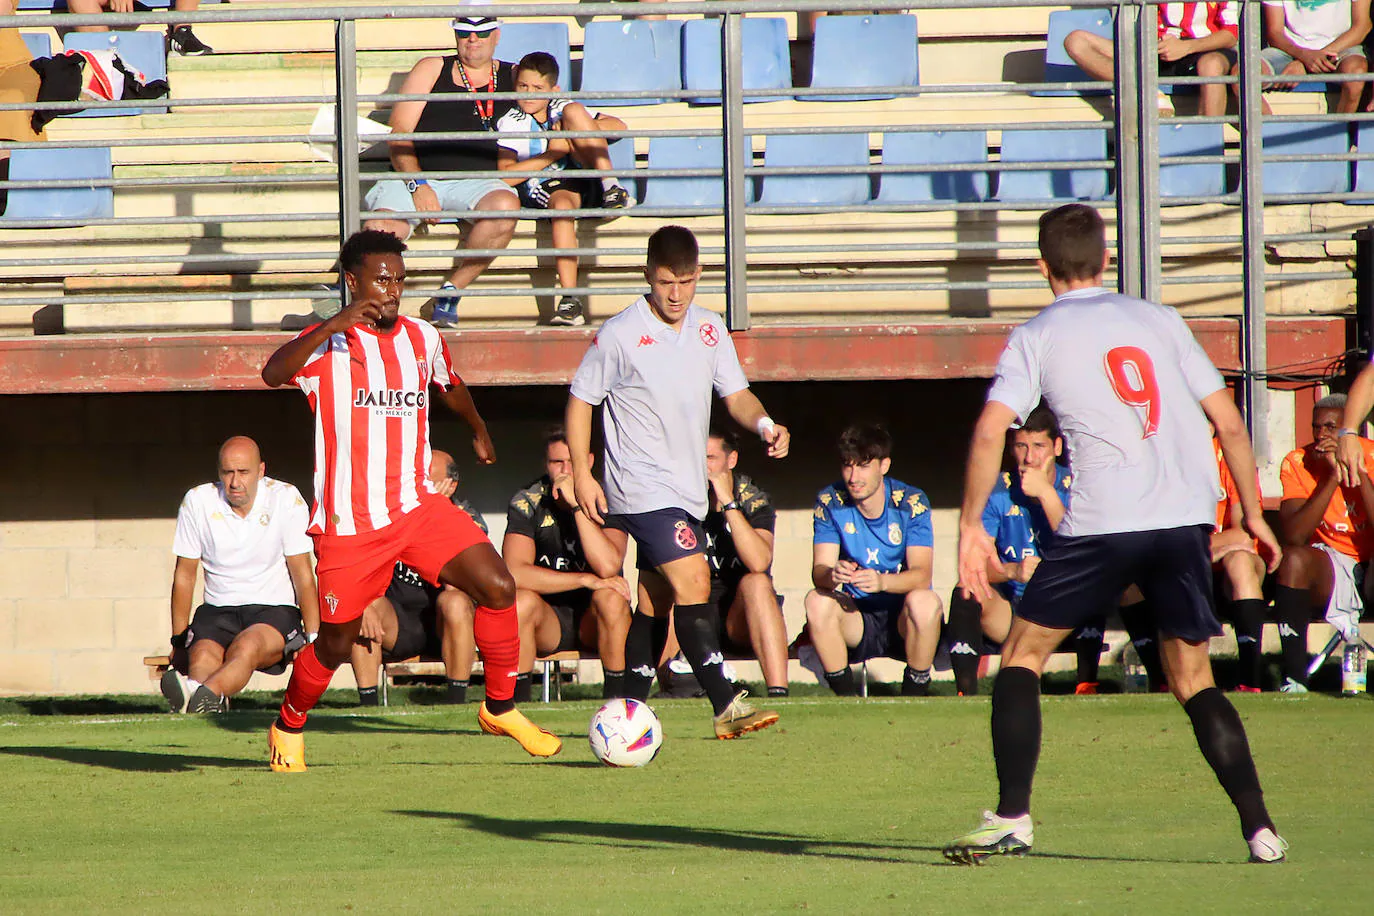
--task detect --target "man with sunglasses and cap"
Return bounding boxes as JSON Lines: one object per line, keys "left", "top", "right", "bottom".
{"left": 363, "top": 15, "right": 520, "bottom": 328}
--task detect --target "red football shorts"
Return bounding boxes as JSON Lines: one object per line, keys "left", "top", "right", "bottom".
{"left": 313, "top": 495, "right": 489, "bottom": 624}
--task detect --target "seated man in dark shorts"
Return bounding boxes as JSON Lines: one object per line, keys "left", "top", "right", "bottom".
{"left": 164, "top": 437, "right": 320, "bottom": 713}
{"left": 503, "top": 427, "right": 632, "bottom": 701}
{"left": 350, "top": 450, "right": 486, "bottom": 705}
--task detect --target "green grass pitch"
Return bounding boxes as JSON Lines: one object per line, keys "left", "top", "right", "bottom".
{"left": 0, "top": 692, "right": 1370, "bottom": 914}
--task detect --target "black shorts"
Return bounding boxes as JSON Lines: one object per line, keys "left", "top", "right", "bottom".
{"left": 1158, "top": 49, "right": 1237, "bottom": 80}
{"left": 519, "top": 176, "right": 604, "bottom": 209}
{"left": 607, "top": 508, "right": 704, "bottom": 570}
{"left": 848, "top": 594, "right": 907, "bottom": 664}
{"left": 545, "top": 588, "right": 594, "bottom": 653}
{"left": 708, "top": 577, "right": 750, "bottom": 653}
{"left": 1018, "top": 525, "right": 1222, "bottom": 642}
{"left": 187, "top": 603, "right": 304, "bottom": 675}
{"left": 384, "top": 578, "right": 442, "bottom": 662}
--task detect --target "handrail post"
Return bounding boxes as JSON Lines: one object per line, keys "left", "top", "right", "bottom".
{"left": 336, "top": 16, "right": 362, "bottom": 265}
{"left": 721, "top": 12, "right": 750, "bottom": 330}
{"left": 1238, "top": 1, "right": 1270, "bottom": 461}
{"left": 1114, "top": 3, "right": 1142, "bottom": 298}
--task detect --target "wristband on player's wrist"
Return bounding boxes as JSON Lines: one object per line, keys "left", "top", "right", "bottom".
{"left": 170, "top": 631, "right": 188, "bottom": 650}
{"left": 756, "top": 416, "right": 775, "bottom": 440}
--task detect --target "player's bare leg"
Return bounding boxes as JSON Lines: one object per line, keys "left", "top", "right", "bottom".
{"left": 897, "top": 589, "right": 944, "bottom": 696}
{"left": 1161, "top": 636, "right": 1286, "bottom": 861}
{"left": 349, "top": 597, "right": 400, "bottom": 705}
{"left": 589, "top": 587, "right": 631, "bottom": 699}
{"left": 437, "top": 589, "right": 476, "bottom": 703}
{"left": 440, "top": 542, "right": 561, "bottom": 757}
{"left": 725, "top": 573, "right": 789, "bottom": 694}
{"left": 804, "top": 589, "right": 866, "bottom": 695}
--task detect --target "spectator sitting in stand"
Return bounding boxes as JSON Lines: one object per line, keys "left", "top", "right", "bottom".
{"left": 349, "top": 450, "right": 488, "bottom": 706}
{"left": 1230, "top": 0, "right": 1370, "bottom": 114}
{"left": 496, "top": 51, "right": 632, "bottom": 328}
{"left": 67, "top": 0, "right": 214, "bottom": 56}
{"left": 0, "top": 3, "right": 47, "bottom": 216}
{"left": 362, "top": 15, "right": 520, "bottom": 328}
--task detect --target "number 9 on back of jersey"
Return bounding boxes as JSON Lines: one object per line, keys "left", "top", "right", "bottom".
{"left": 589, "top": 698, "right": 663, "bottom": 767}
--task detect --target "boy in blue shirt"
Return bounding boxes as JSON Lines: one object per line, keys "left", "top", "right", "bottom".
{"left": 803, "top": 424, "right": 943, "bottom": 695}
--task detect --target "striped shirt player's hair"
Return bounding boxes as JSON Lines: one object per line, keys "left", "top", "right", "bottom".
{"left": 646, "top": 225, "right": 700, "bottom": 274}
{"left": 1037, "top": 203, "right": 1105, "bottom": 283}
{"left": 339, "top": 228, "right": 407, "bottom": 274}
{"left": 1021, "top": 403, "right": 1063, "bottom": 442}
{"left": 838, "top": 423, "right": 893, "bottom": 465}
{"left": 1314, "top": 392, "right": 1348, "bottom": 412}
{"left": 517, "top": 51, "right": 559, "bottom": 84}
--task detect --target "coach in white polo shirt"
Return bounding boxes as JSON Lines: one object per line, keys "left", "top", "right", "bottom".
{"left": 163, "top": 436, "right": 320, "bottom": 714}
{"left": 565, "top": 225, "right": 790, "bottom": 740}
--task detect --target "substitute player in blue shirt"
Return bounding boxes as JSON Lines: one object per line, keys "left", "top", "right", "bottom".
{"left": 803, "top": 424, "right": 944, "bottom": 696}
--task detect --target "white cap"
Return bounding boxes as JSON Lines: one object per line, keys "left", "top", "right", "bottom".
{"left": 451, "top": 16, "right": 500, "bottom": 34}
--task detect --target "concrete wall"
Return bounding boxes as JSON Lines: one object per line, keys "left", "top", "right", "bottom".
{"left": 0, "top": 379, "right": 1303, "bottom": 696}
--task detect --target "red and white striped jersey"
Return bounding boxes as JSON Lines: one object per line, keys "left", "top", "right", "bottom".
{"left": 289, "top": 317, "right": 463, "bottom": 537}
{"left": 1158, "top": 2, "right": 1240, "bottom": 40}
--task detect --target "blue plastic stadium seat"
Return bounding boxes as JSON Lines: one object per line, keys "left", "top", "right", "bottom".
{"left": 1351, "top": 122, "right": 1374, "bottom": 194}
{"left": 1034, "top": 8, "right": 1114, "bottom": 98}
{"left": 1262, "top": 120, "right": 1350, "bottom": 195}
{"left": 1, "top": 147, "right": 114, "bottom": 222}
{"left": 61, "top": 31, "right": 168, "bottom": 117}
{"left": 681, "top": 17, "right": 791, "bottom": 105}
{"left": 607, "top": 137, "right": 639, "bottom": 202}
{"left": 996, "top": 128, "right": 1111, "bottom": 201}
{"left": 641, "top": 136, "right": 755, "bottom": 208}
{"left": 1159, "top": 123, "right": 1226, "bottom": 200}
{"left": 495, "top": 22, "right": 571, "bottom": 92}
{"left": 876, "top": 130, "right": 989, "bottom": 204}
{"left": 579, "top": 20, "right": 682, "bottom": 106}
{"left": 20, "top": 33, "right": 52, "bottom": 59}
{"left": 799, "top": 14, "right": 918, "bottom": 102}
{"left": 758, "top": 133, "right": 871, "bottom": 206}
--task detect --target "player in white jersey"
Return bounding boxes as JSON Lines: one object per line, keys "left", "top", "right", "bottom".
{"left": 944, "top": 204, "right": 1288, "bottom": 865}
{"left": 566, "top": 225, "right": 789, "bottom": 739}
{"left": 259, "top": 229, "right": 560, "bottom": 771}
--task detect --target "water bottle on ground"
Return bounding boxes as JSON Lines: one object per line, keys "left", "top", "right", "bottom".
{"left": 1123, "top": 643, "right": 1148, "bottom": 694}
{"left": 1341, "top": 625, "right": 1367, "bottom": 696}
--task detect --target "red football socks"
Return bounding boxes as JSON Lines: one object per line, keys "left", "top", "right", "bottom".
{"left": 474, "top": 603, "right": 519, "bottom": 703}
{"left": 278, "top": 643, "right": 336, "bottom": 730}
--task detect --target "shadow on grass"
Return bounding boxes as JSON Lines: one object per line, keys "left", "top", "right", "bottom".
{"left": 0, "top": 745, "right": 253, "bottom": 772}
{"left": 392, "top": 809, "right": 935, "bottom": 863}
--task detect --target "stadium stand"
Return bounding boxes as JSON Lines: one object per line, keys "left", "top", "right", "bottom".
{"left": 493, "top": 20, "right": 570, "bottom": 94}
{"left": 1, "top": 146, "right": 114, "bottom": 221}
{"left": 875, "top": 129, "right": 990, "bottom": 204}
{"left": 681, "top": 16, "right": 791, "bottom": 104}
{"left": 18, "top": 29, "right": 45, "bottom": 56}
{"left": 1158, "top": 122, "right": 1227, "bottom": 200}
{"left": 1261, "top": 119, "right": 1352, "bottom": 196}
{"left": 758, "top": 132, "right": 872, "bottom": 205}
{"left": 1036, "top": 7, "right": 1112, "bottom": 96}
{"left": 61, "top": 30, "right": 168, "bottom": 117}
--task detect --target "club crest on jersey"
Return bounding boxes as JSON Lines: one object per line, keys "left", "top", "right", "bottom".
{"left": 844, "top": 522, "right": 857, "bottom": 535}
{"left": 415, "top": 358, "right": 430, "bottom": 383}
{"left": 324, "top": 591, "right": 339, "bottom": 615}
{"left": 888, "top": 522, "right": 902, "bottom": 545}
{"left": 699, "top": 324, "right": 719, "bottom": 348}
{"left": 674, "top": 520, "right": 698, "bottom": 550}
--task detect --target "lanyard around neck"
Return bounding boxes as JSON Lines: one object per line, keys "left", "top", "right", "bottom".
{"left": 456, "top": 60, "right": 499, "bottom": 126}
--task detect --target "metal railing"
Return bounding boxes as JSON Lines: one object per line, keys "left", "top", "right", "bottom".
{"left": 0, "top": 0, "right": 1369, "bottom": 444}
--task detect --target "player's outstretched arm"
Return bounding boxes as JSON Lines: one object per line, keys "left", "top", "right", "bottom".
{"left": 722, "top": 389, "right": 789, "bottom": 458}
{"left": 1339, "top": 361, "right": 1374, "bottom": 485}
{"left": 260, "top": 298, "right": 383, "bottom": 387}
{"left": 437, "top": 384, "right": 495, "bottom": 464}
{"left": 1201, "top": 390, "right": 1283, "bottom": 572}
{"left": 565, "top": 395, "right": 608, "bottom": 524}
{"left": 959, "top": 400, "right": 1018, "bottom": 602}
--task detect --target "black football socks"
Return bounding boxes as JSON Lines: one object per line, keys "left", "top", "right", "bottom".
{"left": 992, "top": 666, "right": 1042, "bottom": 819}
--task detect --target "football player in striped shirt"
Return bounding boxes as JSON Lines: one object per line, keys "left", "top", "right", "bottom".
{"left": 260, "top": 229, "right": 560, "bottom": 771}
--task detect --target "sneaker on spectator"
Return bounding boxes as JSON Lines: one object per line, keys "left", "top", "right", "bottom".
{"left": 160, "top": 668, "right": 190, "bottom": 714}
{"left": 430, "top": 283, "right": 461, "bottom": 328}
{"left": 1280, "top": 677, "right": 1308, "bottom": 694}
{"left": 602, "top": 185, "right": 634, "bottom": 209}
{"left": 168, "top": 25, "right": 214, "bottom": 57}
{"left": 550, "top": 295, "right": 586, "bottom": 327}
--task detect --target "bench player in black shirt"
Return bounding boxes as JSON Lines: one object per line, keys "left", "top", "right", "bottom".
{"left": 503, "top": 427, "right": 633, "bottom": 700}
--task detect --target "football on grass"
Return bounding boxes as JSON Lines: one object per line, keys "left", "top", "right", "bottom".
{"left": 588, "top": 698, "right": 663, "bottom": 767}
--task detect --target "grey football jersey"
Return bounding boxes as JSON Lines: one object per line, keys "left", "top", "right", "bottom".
{"left": 571, "top": 297, "right": 749, "bottom": 518}
{"left": 986, "top": 287, "right": 1225, "bottom": 537}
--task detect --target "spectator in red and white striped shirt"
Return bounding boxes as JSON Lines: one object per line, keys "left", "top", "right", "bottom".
{"left": 1064, "top": 3, "right": 1240, "bottom": 116}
